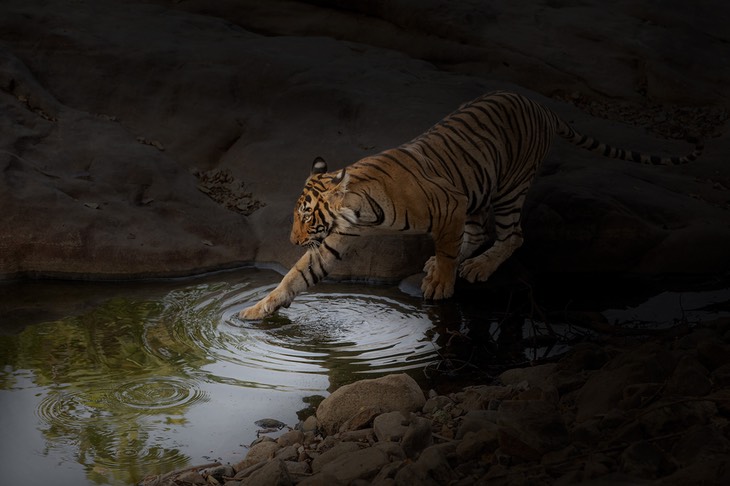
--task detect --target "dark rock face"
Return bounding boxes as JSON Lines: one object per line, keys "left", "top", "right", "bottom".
{"left": 2, "top": 0, "right": 729, "bottom": 281}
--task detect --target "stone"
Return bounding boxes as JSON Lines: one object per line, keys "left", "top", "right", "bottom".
{"left": 240, "top": 459, "right": 293, "bottom": 486}
{"left": 277, "top": 430, "right": 304, "bottom": 448}
{"left": 456, "top": 410, "right": 500, "bottom": 440}
{"left": 311, "top": 442, "right": 361, "bottom": 473}
{"left": 670, "top": 424, "right": 730, "bottom": 466}
{"left": 235, "top": 440, "right": 281, "bottom": 472}
{"left": 456, "top": 385, "right": 515, "bottom": 411}
{"left": 575, "top": 343, "right": 676, "bottom": 422}
{"left": 319, "top": 447, "right": 390, "bottom": 483}
{"left": 696, "top": 339, "right": 730, "bottom": 370}
{"left": 295, "top": 472, "right": 343, "bottom": 486}
{"left": 283, "top": 460, "right": 310, "bottom": 477}
{"left": 301, "top": 416, "right": 318, "bottom": 434}
{"left": 373, "top": 411, "right": 409, "bottom": 443}
{"left": 618, "top": 440, "right": 674, "bottom": 479}
{"left": 499, "top": 363, "right": 558, "bottom": 390}
{"left": 400, "top": 414, "right": 433, "bottom": 458}
{"left": 275, "top": 445, "right": 298, "bottom": 462}
{"left": 455, "top": 429, "right": 500, "bottom": 461}
{"left": 665, "top": 355, "right": 712, "bottom": 396}
{"left": 317, "top": 374, "right": 425, "bottom": 435}
{"left": 711, "top": 363, "right": 730, "bottom": 387}
{"left": 496, "top": 400, "right": 569, "bottom": 455}
{"left": 340, "top": 406, "right": 383, "bottom": 432}
{"left": 423, "top": 395, "right": 453, "bottom": 414}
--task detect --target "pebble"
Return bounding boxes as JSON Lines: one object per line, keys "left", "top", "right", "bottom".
{"left": 139, "top": 321, "right": 730, "bottom": 486}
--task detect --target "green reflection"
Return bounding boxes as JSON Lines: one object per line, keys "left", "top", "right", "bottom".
{"left": 0, "top": 293, "right": 213, "bottom": 485}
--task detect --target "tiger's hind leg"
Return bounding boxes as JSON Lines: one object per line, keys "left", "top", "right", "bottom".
{"left": 459, "top": 195, "right": 525, "bottom": 283}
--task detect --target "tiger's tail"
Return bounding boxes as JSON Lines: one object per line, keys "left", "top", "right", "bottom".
{"left": 556, "top": 118, "right": 703, "bottom": 166}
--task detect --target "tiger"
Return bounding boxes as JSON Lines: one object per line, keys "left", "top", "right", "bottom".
{"left": 239, "top": 90, "right": 702, "bottom": 320}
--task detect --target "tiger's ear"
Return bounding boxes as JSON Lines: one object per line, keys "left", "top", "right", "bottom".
{"left": 331, "top": 168, "right": 348, "bottom": 192}
{"left": 327, "top": 168, "right": 349, "bottom": 207}
{"left": 311, "top": 157, "right": 327, "bottom": 175}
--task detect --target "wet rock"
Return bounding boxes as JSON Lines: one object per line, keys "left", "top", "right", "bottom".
{"left": 317, "top": 374, "right": 425, "bottom": 435}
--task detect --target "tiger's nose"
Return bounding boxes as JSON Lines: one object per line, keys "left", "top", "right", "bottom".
{"left": 290, "top": 232, "right": 304, "bottom": 246}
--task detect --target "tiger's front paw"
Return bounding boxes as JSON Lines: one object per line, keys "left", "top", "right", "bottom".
{"left": 238, "top": 302, "right": 271, "bottom": 321}
{"left": 421, "top": 257, "right": 456, "bottom": 300}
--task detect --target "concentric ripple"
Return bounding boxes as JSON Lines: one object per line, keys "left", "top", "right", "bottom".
{"left": 112, "top": 376, "right": 209, "bottom": 411}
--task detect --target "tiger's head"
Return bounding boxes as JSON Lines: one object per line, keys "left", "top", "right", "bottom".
{"left": 290, "top": 157, "right": 355, "bottom": 248}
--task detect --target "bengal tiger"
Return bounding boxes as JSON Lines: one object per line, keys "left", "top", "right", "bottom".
{"left": 239, "top": 90, "right": 702, "bottom": 320}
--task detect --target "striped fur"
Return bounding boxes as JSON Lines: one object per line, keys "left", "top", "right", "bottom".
{"left": 239, "top": 91, "right": 702, "bottom": 319}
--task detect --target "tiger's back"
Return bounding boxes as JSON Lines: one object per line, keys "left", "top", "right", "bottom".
{"left": 240, "top": 91, "right": 701, "bottom": 320}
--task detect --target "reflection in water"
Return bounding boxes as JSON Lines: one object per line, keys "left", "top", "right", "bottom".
{"left": 0, "top": 270, "right": 439, "bottom": 485}
{"left": 2, "top": 269, "right": 726, "bottom": 485}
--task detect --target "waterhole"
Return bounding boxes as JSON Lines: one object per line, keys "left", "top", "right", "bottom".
{"left": 1, "top": 268, "right": 728, "bottom": 485}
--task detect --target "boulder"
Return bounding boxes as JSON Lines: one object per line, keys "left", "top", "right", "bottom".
{"left": 316, "top": 374, "right": 425, "bottom": 435}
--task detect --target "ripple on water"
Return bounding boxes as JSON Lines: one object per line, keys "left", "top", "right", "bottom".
{"left": 112, "top": 376, "right": 209, "bottom": 411}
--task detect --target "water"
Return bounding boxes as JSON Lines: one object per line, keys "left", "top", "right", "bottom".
{"left": 0, "top": 268, "right": 441, "bottom": 485}
{"left": 1, "top": 269, "right": 728, "bottom": 485}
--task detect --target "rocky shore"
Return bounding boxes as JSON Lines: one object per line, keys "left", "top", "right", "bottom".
{"left": 140, "top": 316, "right": 730, "bottom": 485}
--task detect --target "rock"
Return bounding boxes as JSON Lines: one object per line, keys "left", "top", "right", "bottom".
{"left": 401, "top": 414, "right": 433, "bottom": 458}
{"left": 618, "top": 440, "right": 675, "bottom": 479}
{"left": 665, "top": 354, "right": 712, "bottom": 396}
{"left": 456, "top": 429, "right": 499, "bottom": 461}
{"left": 670, "top": 424, "right": 730, "bottom": 466}
{"left": 455, "top": 385, "right": 515, "bottom": 411}
{"left": 339, "top": 406, "right": 382, "bottom": 432}
{"left": 295, "top": 472, "right": 342, "bottom": 486}
{"left": 234, "top": 440, "right": 281, "bottom": 472}
{"left": 456, "top": 410, "right": 500, "bottom": 440}
{"left": 696, "top": 339, "right": 730, "bottom": 370}
{"left": 499, "top": 363, "right": 557, "bottom": 390}
{"left": 311, "top": 442, "right": 361, "bottom": 473}
{"left": 277, "top": 430, "right": 304, "bottom": 448}
{"left": 316, "top": 374, "right": 425, "bottom": 435}
{"left": 638, "top": 398, "right": 717, "bottom": 436}
{"left": 301, "top": 416, "right": 318, "bottom": 434}
{"left": 319, "top": 447, "right": 390, "bottom": 483}
{"left": 240, "top": 459, "right": 292, "bottom": 486}
{"left": 422, "top": 395, "right": 453, "bottom": 414}
{"left": 712, "top": 363, "right": 730, "bottom": 387}
{"left": 496, "top": 400, "right": 569, "bottom": 455}
{"left": 575, "top": 343, "right": 676, "bottom": 422}
{"left": 373, "top": 411, "right": 409, "bottom": 443}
